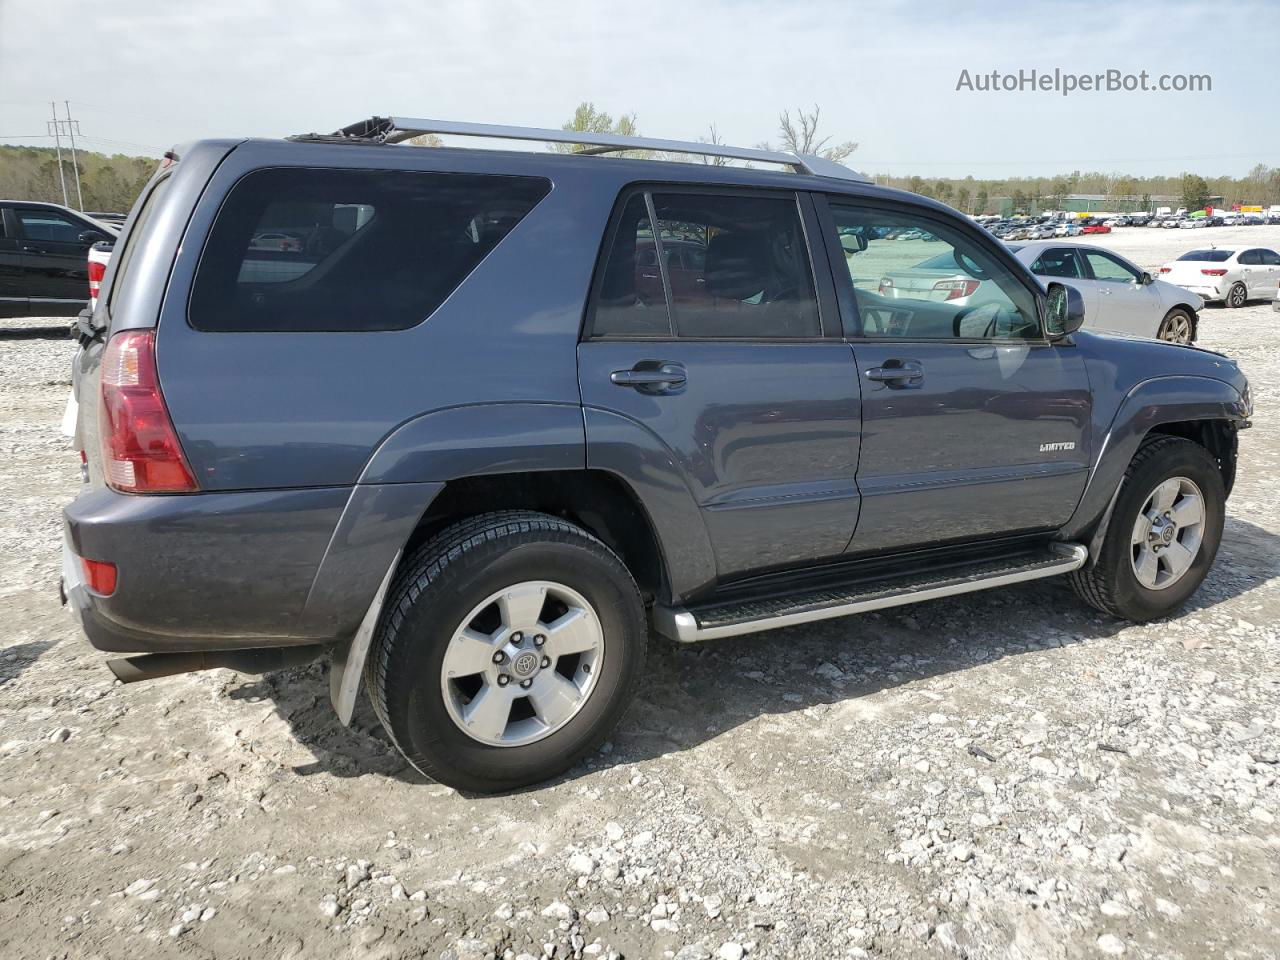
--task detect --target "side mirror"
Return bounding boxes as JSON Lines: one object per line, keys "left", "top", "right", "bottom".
{"left": 839, "top": 232, "right": 868, "bottom": 256}
{"left": 1045, "top": 282, "right": 1085, "bottom": 338}
{"left": 79, "top": 230, "right": 107, "bottom": 245}
{"left": 1138, "top": 271, "right": 1154, "bottom": 285}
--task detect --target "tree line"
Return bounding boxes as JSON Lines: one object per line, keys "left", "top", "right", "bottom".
{"left": 0, "top": 144, "right": 156, "bottom": 213}
{"left": 4, "top": 104, "right": 1277, "bottom": 218}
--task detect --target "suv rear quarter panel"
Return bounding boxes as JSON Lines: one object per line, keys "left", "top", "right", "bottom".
{"left": 154, "top": 141, "right": 611, "bottom": 491}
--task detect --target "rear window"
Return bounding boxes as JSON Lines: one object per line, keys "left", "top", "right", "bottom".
{"left": 189, "top": 167, "right": 550, "bottom": 332}
{"left": 1178, "top": 249, "right": 1232, "bottom": 262}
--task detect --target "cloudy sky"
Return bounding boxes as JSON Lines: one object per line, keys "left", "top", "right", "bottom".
{"left": 0, "top": 0, "right": 1274, "bottom": 178}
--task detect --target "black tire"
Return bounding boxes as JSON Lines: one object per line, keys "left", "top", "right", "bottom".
{"left": 1226, "top": 282, "right": 1247, "bottom": 308}
{"left": 366, "top": 511, "right": 646, "bottom": 793}
{"left": 1156, "top": 308, "right": 1196, "bottom": 344}
{"left": 1069, "top": 436, "right": 1225, "bottom": 621}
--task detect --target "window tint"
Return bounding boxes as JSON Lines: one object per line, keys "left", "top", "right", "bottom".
{"left": 1178, "top": 249, "right": 1232, "bottom": 262}
{"left": 1258, "top": 249, "right": 1280, "bottom": 266}
{"left": 1083, "top": 250, "right": 1139, "bottom": 282}
{"left": 652, "top": 193, "right": 819, "bottom": 338}
{"left": 190, "top": 168, "right": 550, "bottom": 332}
{"left": 591, "top": 194, "right": 670, "bottom": 337}
{"left": 1031, "top": 247, "right": 1082, "bottom": 279}
{"left": 17, "top": 209, "right": 83, "bottom": 243}
{"left": 830, "top": 204, "right": 1039, "bottom": 340}
{"left": 1237, "top": 249, "right": 1261, "bottom": 265}
{"left": 591, "top": 191, "right": 820, "bottom": 339}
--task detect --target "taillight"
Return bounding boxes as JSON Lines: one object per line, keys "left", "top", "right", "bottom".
{"left": 99, "top": 330, "right": 197, "bottom": 493}
{"left": 1201, "top": 269, "right": 1228, "bottom": 276}
{"left": 88, "top": 259, "right": 106, "bottom": 300}
{"left": 1159, "top": 267, "right": 1171, "bottom": 273}
{"left": 933, "top": 278, "right": 981, "bottom": 301}
{"left": 80, "top": 557, "right": 118, "bottom": 596}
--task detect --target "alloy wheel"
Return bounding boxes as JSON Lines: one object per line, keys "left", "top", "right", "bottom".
{"left": 440, "top": 581, "right": 605, "bottom": 747}
{"left": 1130, "top": 476, "right": 1205, "bottom": 590}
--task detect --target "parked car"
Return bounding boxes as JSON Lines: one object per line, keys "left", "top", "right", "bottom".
{"left": 62, "top": 117, "right": 1251, "bottom": 792}
{"left": 1082, "top": 223, "right": 1112, "bottom": 235}
{"left": 1179, "top": 217, "right": 1208, "bottom": 229}
{"left": 86, "top": 240, "right": 113, "bottom": 311}
{"left": 0, "top": 200, "right": 118, "bottom": 318}
{"left": 1007, "top": 242, "right": 1202, "bottom": 342}
{"left": 1158, "top": 247, "right": 1280, "bottom": 307}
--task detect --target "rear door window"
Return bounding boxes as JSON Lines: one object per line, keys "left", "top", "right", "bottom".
{"left": 588, "top": 190, "right": 821, "bottom": 340}
{"left": 190, "top": 168, "right": 550, "bottom": 332}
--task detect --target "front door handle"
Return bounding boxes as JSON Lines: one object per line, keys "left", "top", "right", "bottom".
{"left": 611, "top": 363, "right": 687, "bottom": 393}
{"left": 865, "top": 360, "right": 923, "bottom": 386}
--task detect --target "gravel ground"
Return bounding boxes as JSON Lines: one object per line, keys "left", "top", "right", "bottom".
{"left": 1, "top": 227, "right": 1277, "bottom": 960}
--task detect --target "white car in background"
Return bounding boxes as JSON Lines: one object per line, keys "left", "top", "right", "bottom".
{"left": 1159, "top": 247, "right": 1280, "bottom": 307}
{"left": 1011, "top": 242, "right": 1203, "bottom": 342}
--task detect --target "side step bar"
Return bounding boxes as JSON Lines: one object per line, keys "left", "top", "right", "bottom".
{"left": 653, "top": 543, "right": 1088, "bottom": 643}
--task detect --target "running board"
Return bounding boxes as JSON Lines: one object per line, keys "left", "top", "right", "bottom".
{"left": 653, "top": 542, "right": 1088, "bottom": 643}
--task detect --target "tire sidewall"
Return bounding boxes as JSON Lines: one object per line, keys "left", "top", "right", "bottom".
{"left": 1099, "top": 441, "right": 1225, "bottom": 620}
{"left": 1228, "top": 283, "right": 1246, "bottom": 308}
{"left": 383, "top": 534, "right": 644, "bottom": 792}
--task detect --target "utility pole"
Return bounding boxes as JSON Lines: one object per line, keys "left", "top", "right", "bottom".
{"left": 47, "top": 102, "right": 69, "bottom": 206}
{"left": 63, "top": 101, "right": 85, "bottom": 211}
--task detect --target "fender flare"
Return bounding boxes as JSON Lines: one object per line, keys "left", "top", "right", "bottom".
{"left": 1060, "top": 375, "right": 1247, "bottom": 554}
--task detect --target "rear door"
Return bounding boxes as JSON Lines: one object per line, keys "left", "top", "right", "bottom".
{"left": 0, "top": 207, "right": 27, "bottom": 317}
{"left": 579, "top": 187, "right": 862, "bottom": 580}
{"left": 13, "top": 206, "right": 97, "bottom": 314}
{"left": 820, "top": 197, "right": 1091, "bottom": 554}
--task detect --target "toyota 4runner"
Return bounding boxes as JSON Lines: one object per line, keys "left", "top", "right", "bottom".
{"left": 62, "top": 117, "right": 1252, "bottom": 792}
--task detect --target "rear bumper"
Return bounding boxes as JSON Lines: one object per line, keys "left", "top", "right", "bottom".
{"left": 62, "top": 480, "right": 442, "bottom": 654}
{"left": 63, "top": 485, "right": 349, "bottom": 652}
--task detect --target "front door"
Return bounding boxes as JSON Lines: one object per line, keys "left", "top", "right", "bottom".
{"left": 1078, "top": 247, "right": 1161, "bottom": 337}
{"left": 822, "top": 198, "right": 1091, "bottom": 554}
{"left": 579, "top": 188, "right": 862, "bottom": 580}
{"left": 13, "top": 206, "right": 98, "bottom": 314}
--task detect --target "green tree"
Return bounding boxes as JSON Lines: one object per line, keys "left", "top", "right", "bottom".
{"left": 552, "top": 103, "right": 640, "bottom": 154}
{"left": 975, "top": 188, "right": 989, "bottom": 214}
{"left": 1181, "top": 173, "right": 1210, "bottom": 212}
{"left": 956, "top": 187, "right": 971, "bottom": 213}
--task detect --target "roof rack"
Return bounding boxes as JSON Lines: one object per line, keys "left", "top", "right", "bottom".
{"left": 296, "top": 116, "right": 872, "bottom": 184}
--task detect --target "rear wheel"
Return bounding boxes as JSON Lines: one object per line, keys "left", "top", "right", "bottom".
{"left": 366, "top": 511, "right": 647, "bottom": 793}
{"left": 1069, "top": 436, "right": 1224, "bottom": 621}
{"left": 1226, "top": 282, "right": 1247, "bottom": 308}
{"left": 1156, "top": 308, "right": 1195, "bottom": 344}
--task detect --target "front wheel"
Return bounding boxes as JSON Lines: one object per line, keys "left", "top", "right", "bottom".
{"left": 366, "top": 511, "right": 647, "bottom": 793}
{"left": 1156, "top": 308, "right": 1195, "bottom": 344}
{"left": 1069, "top": 436, "right": 1225, "bottom": 621}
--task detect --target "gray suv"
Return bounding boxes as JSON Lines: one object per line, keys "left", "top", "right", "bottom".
{"left": 62, "top": 117, "right": 1252, "bottom": 792}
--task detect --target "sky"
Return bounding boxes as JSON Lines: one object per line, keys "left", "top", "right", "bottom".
{"left": 0, "top": 0, "right": 1275, "bottom": 179}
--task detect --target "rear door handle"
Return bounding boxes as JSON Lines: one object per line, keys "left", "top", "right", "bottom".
{"left": 610, "top": 363, "right": 687, "bottom": 392}
{"left": 865, "top": 360, "right": 923, "bottom": 386}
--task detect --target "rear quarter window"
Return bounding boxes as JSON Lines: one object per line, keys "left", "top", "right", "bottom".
{"left": 189, "top": 167, "right": 550, "bottom": 332}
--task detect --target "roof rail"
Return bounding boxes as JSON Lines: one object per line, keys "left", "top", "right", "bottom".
{"left": 301, "top": 116, "right": 872, "bottom": 184}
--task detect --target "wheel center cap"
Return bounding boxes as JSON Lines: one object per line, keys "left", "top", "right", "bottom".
{"left": 511, "top": 651, "right": 540, "bottom": 678}
{"left": 1161, "top": 525, "right": 1175, "bottom": 544}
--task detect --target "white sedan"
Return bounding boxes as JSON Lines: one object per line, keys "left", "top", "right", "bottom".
{"left": 1158, "top": 247, "right": 1280, "bottom": 307}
